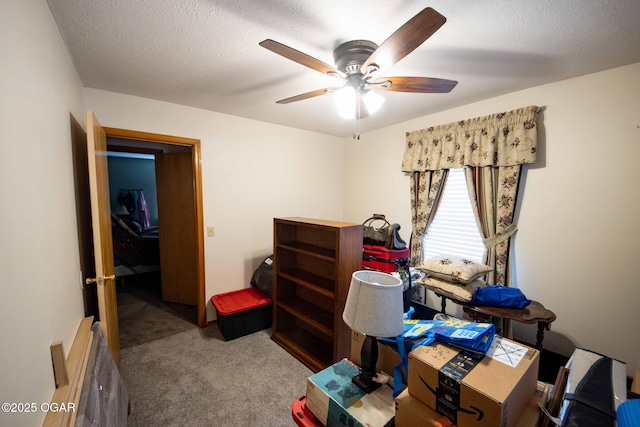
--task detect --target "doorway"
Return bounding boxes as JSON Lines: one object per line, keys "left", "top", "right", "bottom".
{"left": 104, "top": 127, "right": 206, "bottom": 331}
{"left": 73, "top": 119, "right": 206, "bottom": 330}
{"left": 107, "top": 138, "right": 200, "bottom": 347}
{"left": 73, "top": 116, "right": 206, "bottom": 360}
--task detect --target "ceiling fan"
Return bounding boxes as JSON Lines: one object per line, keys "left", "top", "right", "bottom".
{"left": 259, "top": 7, "right": 457, "bottom": 120}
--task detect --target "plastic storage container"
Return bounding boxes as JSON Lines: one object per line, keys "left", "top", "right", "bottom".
{"left": 292, "top": 394, "right": 322, "bottom": 427}
{"left": 211, "top": 288, "right": 272, "bottom": 341}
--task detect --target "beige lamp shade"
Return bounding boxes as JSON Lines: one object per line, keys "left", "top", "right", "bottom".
{"left": 342, "top": 270, "right": 405, "bottom": 338}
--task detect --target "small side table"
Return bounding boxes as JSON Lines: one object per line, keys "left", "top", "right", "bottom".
{"left": 423, "top": 284, "right": 556, "bottom": 350}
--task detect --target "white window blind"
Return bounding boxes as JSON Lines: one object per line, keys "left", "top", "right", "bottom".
{"left": 422, "top": 169, "right": 486, "bottom": 263}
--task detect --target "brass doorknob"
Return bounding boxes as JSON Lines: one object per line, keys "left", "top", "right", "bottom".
{"left": 85, "top": 274, "right": 116, "bottom": 285}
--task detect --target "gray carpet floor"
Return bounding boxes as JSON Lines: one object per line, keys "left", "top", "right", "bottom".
{"left": 117, "top": 274, "right": 198, "bottom": 349}
{"left": 117, "top": 277, "right": 313, "bottom": 426}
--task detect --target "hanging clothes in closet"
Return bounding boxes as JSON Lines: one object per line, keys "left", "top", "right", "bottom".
{"left": 137, "top": 190, "right": 150, "bottom": 228}
{"left": 117, "top": 189, "right": 149, "bottom": 228}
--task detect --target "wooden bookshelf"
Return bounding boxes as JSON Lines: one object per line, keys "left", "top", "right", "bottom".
{"left": 271, "top": 217, "right": 362, "bottom": 372}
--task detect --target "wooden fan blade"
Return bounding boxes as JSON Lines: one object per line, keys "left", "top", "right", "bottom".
{"left": 260, "top": 39, "right": 346, "bottom": 79}
{"left": 372, "top": 77, "right": 457, "bottom": 93}
{"left": 360, "top": 7, "right": 446, "bottom": 74}
{"left": 275, "top": 87, "right": 341, "bottom": 104}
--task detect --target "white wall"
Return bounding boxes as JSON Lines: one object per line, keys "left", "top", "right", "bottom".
{"left": 344, "top": 62, "right": 640, "bottom": 376}
{"left": 0, "top": 1, "right": 86, "bottom": 426}
{"left": 83, "top": 89, "right": 346, "bottom": 321}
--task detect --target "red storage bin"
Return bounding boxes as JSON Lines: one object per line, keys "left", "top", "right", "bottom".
{"left": 362, "top": 244, "right": 410, "bottom": 273}
{"left": 292, "top": 394, "right": 322, "bottom": 427}
{"left": 211, "top": 287, "right": 272, "bottom": 341}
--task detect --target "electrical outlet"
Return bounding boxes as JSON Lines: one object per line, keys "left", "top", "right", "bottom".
{"left": 207, "top": 226, "right": 215, "bottom": 237}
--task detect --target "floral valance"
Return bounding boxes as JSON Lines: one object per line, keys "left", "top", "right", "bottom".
{"left": 401, "top": 105, "right": 539, "bottom": 172}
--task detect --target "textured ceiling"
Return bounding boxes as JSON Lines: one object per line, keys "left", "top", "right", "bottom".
{"left": 47, "top": 0, "right": 640, "bottom": 138}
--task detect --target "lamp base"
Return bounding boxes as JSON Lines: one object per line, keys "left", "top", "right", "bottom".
{"left": 351, "top": 372, "right": 381, "bottom": 394}
{"left": 352, "top": 334, "right": 381, "bottom": 393}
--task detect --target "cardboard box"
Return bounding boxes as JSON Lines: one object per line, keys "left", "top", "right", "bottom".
{"left": 408, "top": 336, "right": 539, "bottom": 427}
{"left": 516, "top": 381, "right": 549, "bottom": 427}
{"left": 305, "top": 358, "right": 395, "bottom": 427}
{"left": 395, "top": 388, "right": 457, "bottom": 427}
{"left": 395, "top": 381, "right": 549, "bottom": 427}
{"left": 351, "top": 330, "right": 405, "bottom": 384}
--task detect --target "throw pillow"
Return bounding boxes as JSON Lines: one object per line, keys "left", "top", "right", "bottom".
{"left": 418, "top": 276, "right": 488, "bottom": 302}
{"left": 417, "top": 255, "right": 492, "bottom": 283}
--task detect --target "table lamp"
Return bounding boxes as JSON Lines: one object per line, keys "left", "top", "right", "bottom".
{"left": 342, "top": 270, "right": 404, "bottom": 393}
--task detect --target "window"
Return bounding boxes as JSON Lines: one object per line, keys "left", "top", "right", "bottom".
{"left": 422, "top": 169, "right": 485, "bottom": 263}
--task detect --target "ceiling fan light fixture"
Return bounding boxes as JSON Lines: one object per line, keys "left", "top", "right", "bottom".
{"left": 260, "top": 8, "right": 454, "bottom": 125}
{"left": 362, "top": 90, "right": 384, "bottom": 115}
{"left": 335, "top": 86, "right": 356, "bottom": 120}
{"left": 334, "top": 86, "right": 385, "bottom": 120}
{"left": 337, "top": 107, "right": 355, "bottom": 120}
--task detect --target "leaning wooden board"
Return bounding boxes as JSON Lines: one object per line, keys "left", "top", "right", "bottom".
{"left": 43, "top": 316, "right": 94, "bottom": 427}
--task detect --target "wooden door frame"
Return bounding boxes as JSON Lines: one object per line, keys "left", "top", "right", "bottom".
{"left": 103, "top": 126, "right": 206, "bottom": 327}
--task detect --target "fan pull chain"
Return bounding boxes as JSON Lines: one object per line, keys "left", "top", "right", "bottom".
{"left": 353, "top": 98, "right": 361, "bottom": 140}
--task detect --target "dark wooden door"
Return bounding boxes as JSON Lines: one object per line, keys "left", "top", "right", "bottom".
{"left": 155, "top": 152, "right": 198, "bottom": 306}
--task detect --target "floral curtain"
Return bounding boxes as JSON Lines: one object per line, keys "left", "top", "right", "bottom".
{"left": 409, "top": 170, "right": 448, "bottom": 265}
{"left": 404, "top": 106, "right": 539, "bottom": 338}
{"left": 465, "top": 165, "right": 522, "bottom": 287}
{"left": 465, "top": 165, "right": 523, "bottom": 338}
{"left": 402, "top": 106, "right": 539, "bottom": 172}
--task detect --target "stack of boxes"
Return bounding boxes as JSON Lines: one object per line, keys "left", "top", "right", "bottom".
{"left": 396, "top": 336, "right": 546, "bottom": 427}
{"left": 351, "top": 330, "right": 548, "bottom": 427}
